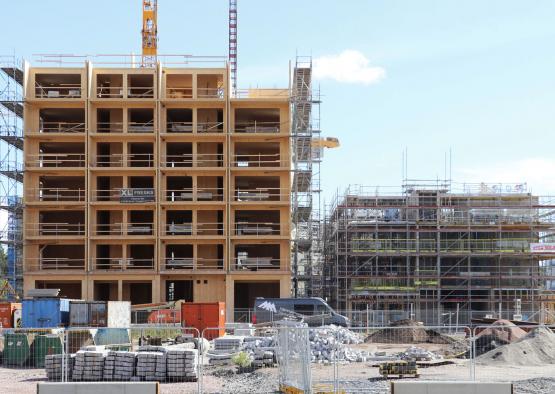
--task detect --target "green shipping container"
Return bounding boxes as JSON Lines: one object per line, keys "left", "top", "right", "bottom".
{"left": 30, "top": 335, "right": 62, "bottom": 367}
{"left": 3, "top": 333, "right": 31, "bottom": 366}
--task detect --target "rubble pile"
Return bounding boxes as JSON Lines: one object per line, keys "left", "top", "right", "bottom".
{"left": 400, "top": 346, "right": 442, "bottom": 361}
{"left": 308, "top": 325, "right": 369, "bottom": 363}
{"left": 366, "top": 320, "right": 456, "bottom": 345}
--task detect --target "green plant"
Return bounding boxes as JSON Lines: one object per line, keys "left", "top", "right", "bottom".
{"left": 232, "top": 351, "right": 253, "bottom": 368}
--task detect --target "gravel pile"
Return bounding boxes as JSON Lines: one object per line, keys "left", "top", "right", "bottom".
{"left": 514, "top": 377, "right": 555, "bottom": 394}
{"left": 309, "top": 325, "right": 369, "bottom": 363}
{"left": 366, "top": 320, "right": 454, "bottom": 345}
{"left": 477, "top": 326, "right": 555, "bottom": 366}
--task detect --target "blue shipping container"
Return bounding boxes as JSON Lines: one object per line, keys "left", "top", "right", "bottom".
{"left": 22, "top": 298, "right": 70, "bottom": 328}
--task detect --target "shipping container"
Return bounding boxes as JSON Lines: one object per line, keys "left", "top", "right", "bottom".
{"left": 69, "top": 301, "right": 131, "bottom": 327}
{"left": 22, "top": 298, "right": 71, "bottom": 328}
{"left": 181, "top": 302, "right": 225, "bottom": 339}
{"left": 0, "top": 302, "right": 21, "bottom": 328}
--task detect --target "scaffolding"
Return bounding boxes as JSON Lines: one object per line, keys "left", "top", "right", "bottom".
{"left": 323, "top": 180, "right": 555, "bottom": 325}
{"left": 291, "top": 56, "right": 323, "bottom": 297}
{"left": 0, "top": 55, "right": 24, "bottom": 298}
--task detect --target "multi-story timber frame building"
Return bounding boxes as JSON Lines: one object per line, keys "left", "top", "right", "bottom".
{"left": 324, "top": 181, "right": 555, "bottom": 325}
{"left": 22, "top": 56, "right": 291, "bottom": 317}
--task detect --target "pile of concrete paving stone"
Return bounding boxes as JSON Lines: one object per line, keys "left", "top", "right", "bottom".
{"left": 44, "top": 345, "right": 199, "bottom": 382}
{"left": 400, "top": 346, "right": 443, "bottom": 361}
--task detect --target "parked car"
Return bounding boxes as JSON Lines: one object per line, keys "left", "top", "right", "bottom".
{"left": 253, "top": 297, "right": 350, "bottom": 327}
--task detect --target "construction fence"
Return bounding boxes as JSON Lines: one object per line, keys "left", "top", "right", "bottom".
{"left": 1, "top": 324, "right": 554, "bottom": 393}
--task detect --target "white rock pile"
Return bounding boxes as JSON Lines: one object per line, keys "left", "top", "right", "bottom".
{"left": 400, "top": 346, "right": 442, "bottom": 361}
{"left": 308, "top": 325, "right": 369, "bottom": 363}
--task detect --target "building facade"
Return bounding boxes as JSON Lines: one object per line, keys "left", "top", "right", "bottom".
{"left": 22, "top": 60, "right": 291, "bottom": 317}
{"left": 323, "top": 182, "right": 555, "bottom": 325}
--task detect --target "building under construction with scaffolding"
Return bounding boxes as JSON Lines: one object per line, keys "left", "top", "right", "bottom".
{"left": 323, "top": 181, "right": 555, "bottom": 325}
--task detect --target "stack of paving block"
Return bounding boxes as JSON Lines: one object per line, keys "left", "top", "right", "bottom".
{"left": 208, "top": 336, "right": 245, "bottom": 365}
{"left": 166, "top": 345, "right": 198, "bottom": 381}
{"left": 252, "top": 349, "right": 276, "bottom": 368}
{"left": 136, "top": 346, "right": 167, "bottom": 381}
{"left": 45, "top": 354, "right": 74, "bottom": 381}
{"left": 103, "top": 351, "right": 136, "bottom": 381}
{"left": 72, "top": 349, "right": 107, "bottom": 381}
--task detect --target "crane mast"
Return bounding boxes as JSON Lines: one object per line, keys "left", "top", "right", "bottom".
{"left": 141, "top": 0, "right": 158, "bottom": 67}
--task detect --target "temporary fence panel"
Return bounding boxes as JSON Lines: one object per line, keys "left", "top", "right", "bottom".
{"left": 276, "top": 324, "right": 312, "bottom": 393}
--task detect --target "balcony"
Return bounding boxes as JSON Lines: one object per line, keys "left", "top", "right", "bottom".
{"left": 161, "top": 258, "right": 224, "bottom": 271}
{"left": 27, "top": 153, "right": 85, "bottom": 168}
{"left": 93, "top": 258, "right": 155, "bottom": 271}
{"left": 233, "top": 153, "right": 285, "bottom": 168}
{"left": 26, "top": 258, "right": 86, "bottom": 271}
{"left": 234, "top": 187, "right": 287, "bottom": 202}
{"left": 94, "top": 153, "right": 154, "bottom": 168}
{"left": 231, "top": 257, "right": 281, "bottom": 271}
{"left": 96, "top": 74, "right": 124, "bottom": 98}
{"left": 197, "top": 108, "right": 224, "bottom": 133}
{"left": 234, "top": 121, "right": 282, "bottom": 134}
{"left": 234, "top": 108, "right": 282, "bottom": 133}
{"left": 197, "top": 74, "right": 224, "bottom": 99}
{"left": 94, "top": 222, "right": 154, "bottom": 236}
{"left": 27, "top": 222, "right": 85, "bottom": 237}
{"left": 165, "top": 74, "right": 193, "bottom": 99}
{"left": 165, "top": 187, "right": 224, "bottom": 202}
{"left": 234, "top": 222, "right": 281, "bottom": 236}
{"left": 127, "top": 74, "right": 154, "bottom": 98}
{"left": 128, "top": 108, "right": 155, "bottom": 133}
{"left": 92, "top": 188, "right": 155, "bottom": 203}
{"left": 163, "top": 222, "right": 223, "bottom": 237}
{"left": 27, "top": 187, "right": 85, "bottom": 202}
{"left": 34, "top": 73, "right": 82, "bottom": 99}
{"left": 38, "top": 108, "right": 85, "bottom": 133}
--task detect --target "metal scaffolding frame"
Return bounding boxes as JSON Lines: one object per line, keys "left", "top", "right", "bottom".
{"left": 291, "top": 56, "right": 323, "bottom": 297}
{"left": 323, "top": 180, "right": 555, "bottom": 325}
{"left": 0, "top": 55, "right": 24, "bottom": 298}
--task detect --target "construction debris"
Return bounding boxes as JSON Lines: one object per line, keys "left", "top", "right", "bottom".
{"left": 365, "top": 320, "right": 457, "bottom": 345}
{"left": 400, "top": 346, "right": 442, "bottom": 361}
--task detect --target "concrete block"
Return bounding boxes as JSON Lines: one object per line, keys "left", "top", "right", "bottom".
{"left": 391, "top": 381, "right": 513, "bottom": 394}
{"left": 37, "top": 382, "right": 159, "bottom": 394}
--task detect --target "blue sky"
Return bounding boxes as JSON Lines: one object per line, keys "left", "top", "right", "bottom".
{"left": 5, "top": 0, "right": 555, "bottom": 201}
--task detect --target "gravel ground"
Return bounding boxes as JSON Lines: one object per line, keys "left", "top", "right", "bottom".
{"left": 2, "top": 360, "right": 555, "bottom": 393}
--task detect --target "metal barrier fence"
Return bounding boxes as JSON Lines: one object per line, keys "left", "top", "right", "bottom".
{"left": 2, "top": 324, "right": 555, "bottom": 393}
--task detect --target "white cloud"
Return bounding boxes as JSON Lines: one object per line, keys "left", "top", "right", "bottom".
{"left": 313, "top": 50, "right": 385, "bottom": 84}
{"left": 456, "top": 157, "right": 555, "bottom": 195}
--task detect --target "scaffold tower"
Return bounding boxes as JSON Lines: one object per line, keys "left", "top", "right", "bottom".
{"left": 291, "top": 56, "right": 323, "bottom": 297}
{"left": 0, "top": 55, "right": 24, "bottom": 298}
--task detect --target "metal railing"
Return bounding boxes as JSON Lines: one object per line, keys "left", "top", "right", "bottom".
{"left": 234, "top": 188, "right": 289, "bottom": 202}
{"left": 26, "top": 222, "right": 85, "bottom": 236}
{"left": 27, "top": 188, "right": 86, "bottom": 202}
{"left": 166, "top": 121, "right": 193, "bottom": 133}
{"left": 26, "top": 258, "right": 86, "bottom": 271}
{"left": 39, "top": 121, "right": 85, "bottom": 133}
{"left": 197, "top": 121, "right": 224, "bottom": 133}
{"left": 93, "top": 153, "right": 154, "bottom": 167}
{"left": 127, "top": 121, "right": 154, "bottom": 133}
{"left": 233, "top": 153, "right": 286, "bottom": 167}
{"left": 160, "top": 257, "right": 224, "bottom": 270}
{"left": 94, "top": 222, "right": 154, "bottom": 236}
{"left": 165, "top": 188, "right": 223, "bottom": 202}
{"left": 234, "top": 222, "right": 281, "bottom": 236}
{"left": 127, "top": 87, "right": 154, "bottom": 98}
{"left": 234, "top": 88, "right": 289, "bottom": 98}
{"left": 234, "top": 121, "right": 282, "bottom": 133}
{"left": 26, "top": 153, "right": 85, "bottom": 168}
{"left": 162, "top": 153, "right": 223, "bottom": 167}
{"left": 96, "top": 121, "right": 124, "bottom": 133}
{"left": 166, "top": 87, "right": 193, "bottom": 98}
{"left": 231, "top": 257, "right": 282, "bottom": 270}
{"left": 35, "top": 84, "right": 82, "bottom": 98}
{"left": 163, "top": 222, "right": 223, "bottom": 236}
{"left": 96, "top": 86, "right": 124, "bottom": 98}
{"left": 197, "top": 87, "right": 224, "bottom": 99}
{"left": 93, "top": 258, "right": 155, "bottom": 270}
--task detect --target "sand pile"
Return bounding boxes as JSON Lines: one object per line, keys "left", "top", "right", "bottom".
{"left": 474, "top": 320, "right": 527, "bottom": 356}
{"left": 477, "top": 326, "right": 555, "bottom": 366}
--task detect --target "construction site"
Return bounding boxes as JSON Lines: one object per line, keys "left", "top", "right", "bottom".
{"left": 0, "top": 1, "right": 555, "bottom": 393}
{"left": 323, "top": 182, "right": 555, "bottom": 326}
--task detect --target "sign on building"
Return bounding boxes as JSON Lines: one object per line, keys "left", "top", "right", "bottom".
{"left": 120, "top": 188, "right": 155, "bottom": 203}
{"left": 530, "top": 243, "right": 555, "bottom": 254}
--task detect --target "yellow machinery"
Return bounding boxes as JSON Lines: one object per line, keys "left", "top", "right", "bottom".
{"left": 379, "top": 360, "right": 419, "bottom": 379}
{"left": 141, "top": 0, "right": 158, "bottom": 67}
{"left": 311, "top": 137, "right": 340, "bottom": 149}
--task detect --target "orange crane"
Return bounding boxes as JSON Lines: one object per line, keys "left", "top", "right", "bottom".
{"left": 141, "top": 0, "right": 158, "bottom": 67}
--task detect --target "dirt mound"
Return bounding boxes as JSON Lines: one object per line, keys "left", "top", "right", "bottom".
{"left": 474, "top": 320, "right": 527, "bottom": 356}
{"left": 477, "top": 326, "right": 555, "bottom": 366}
{"left": 365, "top": 320, "right": 454, "bottom": 345}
